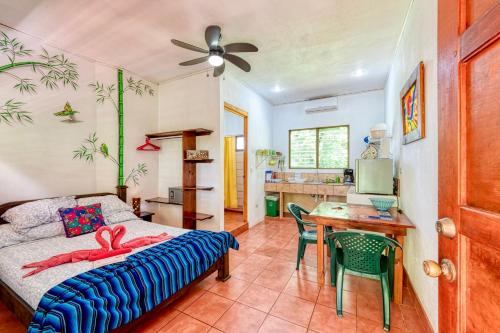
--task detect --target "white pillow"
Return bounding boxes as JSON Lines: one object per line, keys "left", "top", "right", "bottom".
{"left": 23, "top": 222, "right": 65, "bottom": 241}
{"left": 0, "top": 224, "right": 28, "bottom": 249}
{"left": 106, "top": 211, "right": 140, "bottom": 225}
{"left": 1, "top": 196, "right": 76, "bottom": 233}
{"left": 76, "top": 195, "right": 133, "bottom": 219}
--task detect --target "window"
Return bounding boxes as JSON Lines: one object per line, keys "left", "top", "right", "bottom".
{"left": 236, "top": 135, "right": 245, "bottom": 151}
{"left": 289, "top": 126, "right": 349, "bottom": 169}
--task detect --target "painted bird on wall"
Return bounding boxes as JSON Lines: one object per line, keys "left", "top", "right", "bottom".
{"left": 54, "top": 102, "right": 81, "bottom": 123}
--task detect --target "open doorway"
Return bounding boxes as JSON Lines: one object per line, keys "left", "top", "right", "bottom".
{"left": 223, "top": 102, "right": 248, "bottom": 235}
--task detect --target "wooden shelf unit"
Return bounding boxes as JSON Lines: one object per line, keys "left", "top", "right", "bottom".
{"left": 146, "top": 128, "right": 213, "bottom": 140}
{"left": 184, "top": 159, "right": 214, "bottom": 163}
{"left": 145, "top": 197, "right": 182, "bottom": 205}
{"left": 147, "top": 128, "right": 214, "bottom": 230}
{"left": 184, "top": 212, "right": 214, "bottom": 221}
{"left": 183, "top": 186, "right": 214, "bottom": 191}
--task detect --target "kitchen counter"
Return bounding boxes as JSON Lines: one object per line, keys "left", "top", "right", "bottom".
{"left": 264, "top": 181, "right": 354, "bottom": 218}
{"left": 266, "top": 181, "right": 351, "bottom": 185}
{"left": 265, "top": 181, "right": 353, "bottom": 195}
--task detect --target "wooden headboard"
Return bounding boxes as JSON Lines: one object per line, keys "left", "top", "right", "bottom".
{"left": 0, "top": 192, "right": 114, "bottom": 224}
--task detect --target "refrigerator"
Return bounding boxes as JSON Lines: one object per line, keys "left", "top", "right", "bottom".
{"left": 355, "top": 159, "right": 393, "bottom": 195}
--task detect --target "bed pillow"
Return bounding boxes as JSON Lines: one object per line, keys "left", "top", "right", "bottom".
{"left": 106, "top": 211, "right": 140, "bottom": 225}
{"left": 0, "top": 224, "right": 29, "bottom": 249}
{"left": 1, "top": 196, "right": 77, "bottom": 233}
{"left": 0, "top": 223, "right": 65, "bottom": 248}
{"left": 23, "top": 222, "right": 65, "bottom": 241}
{"left": 77, "top": 195, "right": 133, "bottom": 218}
{"left": 58, "top": 203, "right": 106, "bottom": 238}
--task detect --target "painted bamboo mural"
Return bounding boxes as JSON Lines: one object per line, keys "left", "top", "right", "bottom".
{"left": 118, "top": 69, "right": 124, "bottom": 186}
{"left": 0, "top": 31, "right": 79, "bottom": 125}
{"left": 74, "top": 69, "right": 154, "bottom": 195}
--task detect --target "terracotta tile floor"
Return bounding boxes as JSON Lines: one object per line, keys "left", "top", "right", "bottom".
{"left": 0, "top": 218, "right": 430, "bottom": 333}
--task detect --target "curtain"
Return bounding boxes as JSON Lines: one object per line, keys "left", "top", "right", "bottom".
{"left": 224, "top": 136, "right": 238, "bottom": 208}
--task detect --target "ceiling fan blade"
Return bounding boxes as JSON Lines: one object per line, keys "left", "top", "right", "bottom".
{"left": 213, "top": 62, "right": 225, "bottom": 77}
{"left": 224, "top": 43, "right": 258, "bottom": 53}
{"left": 171, "top": 39, "right": 208, "bottom": 53}
{"left": 179, "top": 56, "right": 209, "bottom": 66}
{"left": 224, "top": 53, "right": 251, "bottom": 72}
{"left": 205, "top": 25, "right": 221, "bottom": 48}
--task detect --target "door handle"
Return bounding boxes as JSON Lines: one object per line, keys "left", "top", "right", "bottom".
{"left": 435, "top": 218, "right": 456, "bottom": 239}
{"left": 423, "top": 259, "right": 456, "bottom": 282}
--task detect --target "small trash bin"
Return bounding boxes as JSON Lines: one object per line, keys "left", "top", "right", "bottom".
{"left": 265, "top": 195, "right": 279, "bottom": 217}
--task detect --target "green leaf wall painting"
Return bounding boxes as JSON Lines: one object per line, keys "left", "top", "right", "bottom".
{"left": 0, "top": 30, "right": 155, "bottom": 190}
{"left": 0, "top": 31, "right": 79, "bottom": 125}
{"left": 73, "top": 132, "right": 148, "bottom": 186}
{"left": 79, "top": 69, "right": 155, "bottom": 187}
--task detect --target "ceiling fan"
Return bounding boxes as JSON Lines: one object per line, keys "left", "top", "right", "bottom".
{"left": 171, "top": 25, "right": 258, "bottom": 77}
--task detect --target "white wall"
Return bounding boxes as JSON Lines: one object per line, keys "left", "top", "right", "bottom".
{"left": 384, "top": 0, "right": 438, "bottom": 330}
{"left": 221, "top": 74, "right": 273, "bottom": 226}
{"left": 224, "top": 111, "right": 244, "bottom": 136}
{"left": 157, "top": 71, "right": 222, "bottom": 231}
{"left": 272, "top": 90, "right": 385, "bottom": 172}
{"left": 0, "top": 26, "right": 158, "bottom": 204}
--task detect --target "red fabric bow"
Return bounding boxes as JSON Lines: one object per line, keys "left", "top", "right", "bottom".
{"left": 22, "top": 225, "right": 173, "bottom": 278}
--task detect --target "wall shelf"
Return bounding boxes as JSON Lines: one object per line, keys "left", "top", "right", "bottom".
{"left": 146, "top": 128, "right": 213, "bottom": 140}
{"left": 184, "top": 212, "right": 214, "bottom": 221}
{"left": 184, "top": 159, "right": 214, "bottom": 163}
{"left": 145, "top": 197, "right": 182, "bottom": 205}
{"left": 183, "top": 186, "right": 214, "bottom": 191}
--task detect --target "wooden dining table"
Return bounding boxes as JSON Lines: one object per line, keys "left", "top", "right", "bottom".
{"left": 309, "top": 201, "right": 415, "bottom": 304}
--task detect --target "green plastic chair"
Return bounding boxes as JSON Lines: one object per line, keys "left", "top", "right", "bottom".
{"left": 287, "top": 203, "right": 335, "bottom": 271}
{"left": 330, "top": 231, "right": 401, "bottom": 331}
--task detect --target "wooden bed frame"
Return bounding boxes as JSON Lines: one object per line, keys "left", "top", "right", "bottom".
{"left": 0, "top": 193, "right": 231, "bottom": 331}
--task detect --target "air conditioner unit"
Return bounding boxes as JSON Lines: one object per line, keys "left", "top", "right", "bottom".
{"left": 304, "top": 96, "right": 338, "bottom": 114}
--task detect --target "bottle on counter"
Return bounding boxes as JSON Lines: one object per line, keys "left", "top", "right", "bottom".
{"left": 265, "top": 170, "right": 273, "bottom": 182}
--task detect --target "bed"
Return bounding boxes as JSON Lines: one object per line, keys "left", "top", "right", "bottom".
{"left": 0, "top": 193, "right": 235, "bottom": 332}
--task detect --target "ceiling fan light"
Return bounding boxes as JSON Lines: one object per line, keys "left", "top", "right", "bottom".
{"left": 208, "top": 55, "right": 224, "bottom": 67}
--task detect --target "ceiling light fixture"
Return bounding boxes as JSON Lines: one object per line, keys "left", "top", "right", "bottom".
{"left": 273, "top": 84, "right": 282, "bottom": 92}
{"left": 208, "top": 55, "right": 224, "bottom": 67}
{"left": 353, "top": 69, "right": 365, "bottom": 77}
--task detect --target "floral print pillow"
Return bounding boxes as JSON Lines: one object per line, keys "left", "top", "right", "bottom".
{"left": 58, "top": 203, "right": 106, "bottom": 238}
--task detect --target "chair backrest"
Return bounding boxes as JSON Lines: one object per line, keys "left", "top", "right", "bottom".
{"left": 333, "top": 231, "right": 401, "bottom": 274}
{"left": 287, "top": 203, "right": 310, "bottom": 235}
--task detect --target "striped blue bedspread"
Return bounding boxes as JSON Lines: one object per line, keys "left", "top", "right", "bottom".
{"left": 28, "top": 230, "right": 238, "bottom": 333}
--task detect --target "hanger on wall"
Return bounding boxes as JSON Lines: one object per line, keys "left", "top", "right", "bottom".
{"left": 136, "top": 137, "right": 160, "bottom": 151}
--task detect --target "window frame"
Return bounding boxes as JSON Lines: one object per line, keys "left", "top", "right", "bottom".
{"left": 288, "top": 125, "right": 350, "bottom": 169}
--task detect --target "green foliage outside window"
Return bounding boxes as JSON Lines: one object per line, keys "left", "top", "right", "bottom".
{"left": 289, "top": 126, "right": 349, "bottom": 169}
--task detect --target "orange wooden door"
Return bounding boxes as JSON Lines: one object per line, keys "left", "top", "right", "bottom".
{"left": 435, "top": 1, "right": 500, "bottom": 332}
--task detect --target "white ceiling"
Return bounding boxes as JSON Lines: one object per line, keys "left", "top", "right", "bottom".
{"left": 0, "top": 0, "right": 411, "bottom": 105}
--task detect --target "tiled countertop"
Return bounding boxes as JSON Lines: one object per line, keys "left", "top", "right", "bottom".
{"left": 265, "top": 181, "right": 353, "bottom": 186}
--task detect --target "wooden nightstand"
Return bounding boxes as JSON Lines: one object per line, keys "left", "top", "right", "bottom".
{"left": 138, "top": 211, "right": 155, "bottom": 222}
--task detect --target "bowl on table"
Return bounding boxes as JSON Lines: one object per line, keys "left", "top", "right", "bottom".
{"left": 369, "top": 198, "right": 395, "bottom": 211}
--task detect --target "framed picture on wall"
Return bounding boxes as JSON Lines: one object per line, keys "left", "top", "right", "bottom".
{"left": 400, "top": 61, "right": 425, "bottom": 144}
